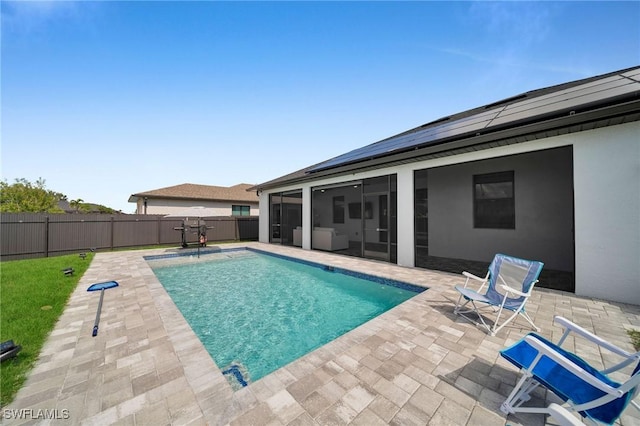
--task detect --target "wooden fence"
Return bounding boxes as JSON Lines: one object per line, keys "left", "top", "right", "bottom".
{"left": 0, "top": 213, "right": 259, "bottom": 261}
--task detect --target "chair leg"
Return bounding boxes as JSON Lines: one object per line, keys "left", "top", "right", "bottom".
{"left": 474, "top": 305, "right": 494, "bottom": 335}
{"left": 453, "top": 294, "right": 468, "bottom": 313}
{"left": 490, "top": 303, "right": 508, "bottom": 335}
{"left": 520, "top": 311, "right": 540, "bottom": 332}
{"left": 455, "top": 301, "right": 494, "bottom": 335}
{"left": 492, "top": 307, "right": 539, "bottom": 336}
{"left": 454, "top": 297, "right": 540, "bottom": 336}
{"left": 492, "top": 309, "right": 521, "bottom": 335}
{"left": 501, "top": 371, "right": 539, "bottom": 414}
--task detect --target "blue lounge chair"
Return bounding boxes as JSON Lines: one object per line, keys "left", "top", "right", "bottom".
{"left": 500, "top": 316, "right": 640, "bottom": 425}
{"left": 453, "top": 253, "right": 544, "bottom": 336}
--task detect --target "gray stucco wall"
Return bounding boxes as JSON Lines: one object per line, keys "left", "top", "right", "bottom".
{"left": 428, "top": 146, "right": 574, "bottom": 271}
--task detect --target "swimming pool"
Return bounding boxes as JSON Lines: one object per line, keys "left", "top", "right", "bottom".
{"left": 148, "top": 248, "right": 425, "bottom": 389}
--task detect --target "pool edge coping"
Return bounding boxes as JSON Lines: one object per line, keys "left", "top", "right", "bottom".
{"left": 145, "top": 245, "right": 429, "bottom": 294}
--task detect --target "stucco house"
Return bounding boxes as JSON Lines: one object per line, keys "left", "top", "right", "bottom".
{"left": 128, "top": 183, "right": 259, "bottom": 216}
{"left": 251, "top": 66, "right": 640, "bottom": 305}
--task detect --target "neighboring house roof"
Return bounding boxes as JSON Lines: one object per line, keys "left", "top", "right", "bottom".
{"left": 57, "top": 200, "right": 73, "bottom": 212}
{"left": 128, "top": 183, "right": 258, "bottom": 204}
{"left": 253, "top": 65, "right": 640, "bottom": 191}
{"left": 57, "top": 200, "right": 122, "bottom": 214}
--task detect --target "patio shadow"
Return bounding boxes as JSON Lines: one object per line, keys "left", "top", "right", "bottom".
{"left": 440, "top": 356, "right": 549, "bottom": 426}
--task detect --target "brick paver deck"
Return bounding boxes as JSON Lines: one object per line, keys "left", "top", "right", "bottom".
{"left": 3, "top": 243, "right": 639, "bottom": 425}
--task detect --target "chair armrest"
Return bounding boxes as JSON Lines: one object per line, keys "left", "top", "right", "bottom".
{"left": 461, "top": 271, "right": 489, "bottom": 291}
{"left": 498, "top": 284, "right": 529, "bottom": 298}
{"left": 554, "top": 316, "right": 634, "bottom": 358}
{"left": 462, "top": 271, "right": 486, "bottom": 282}
{"left": 524, "top": 335, "right": 624, "bottom": 397}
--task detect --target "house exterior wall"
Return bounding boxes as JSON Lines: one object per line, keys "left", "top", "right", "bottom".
{"left": 396, "top": 169, "right": 415, "bottom": 268}
{"left": 259, "top": 192, "right": 271, "bottom": 242}
{"left": 302, "top": 187, "right": 313, "bottom": 249}
{"left": 259, "top": 121, "right": 640, "bottom": 305}
{"left": 573, "top": 122, "right": 640, "bottom": 305}
{"left": 136, "top": 198, "right": 259, "bottom": 216}
{"left": 427, "top": 147, "right": 574, "bottom": 271}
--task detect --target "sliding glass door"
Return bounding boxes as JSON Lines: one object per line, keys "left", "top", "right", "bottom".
{"left": 269, "top": 190, "right": 302, "bottom": 246}
{"left": 311, "top": 181, "right": 362, "bottom": 255}
{"left": 311, "top": 174, "right": 396, "bottom": 263}
{"left": 270, "top": 194, "right": 282, "bottom": 243}
{"left": 362, "top": 175, "right": 397, "bottom": 262}
{"left": 363, "top": 192, "right": 388, "bottom": 260}
{"left": 414, "top": 169, "right": 428, "bottom": 268}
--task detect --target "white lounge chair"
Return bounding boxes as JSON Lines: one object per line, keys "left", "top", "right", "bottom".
{"left": 453, "top": 253, "right": 543, "bottom": 336}
{"left": 500, "top": 316, "right": 640, "bottom": 425}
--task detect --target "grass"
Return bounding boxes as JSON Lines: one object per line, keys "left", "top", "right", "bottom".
{"left": 628, "top": 329, "right": 640, "bottom": 351}
{"left": 0, "top": 253, "right": 94, "bottom": 407}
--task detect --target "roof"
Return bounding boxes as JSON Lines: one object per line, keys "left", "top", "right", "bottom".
{"left": 128, "top": 183, "right": 258, "bottom": 204}
{"left": 57, "top": 200, "right": 122, "bottom": 214}
{"left": 252, "top": 65, "right": 640, "bottom": 191}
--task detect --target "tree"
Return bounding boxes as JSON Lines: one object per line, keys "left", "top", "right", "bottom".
{"left": 69, "top": 198, "right": 84, "bottom": 213}
{"left": 0, "top": 178, "right": 65, "bottom": 213}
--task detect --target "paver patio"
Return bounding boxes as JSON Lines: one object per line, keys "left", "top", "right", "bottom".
{"left": 3, "top": 243, "right": 640, "bottom": 425}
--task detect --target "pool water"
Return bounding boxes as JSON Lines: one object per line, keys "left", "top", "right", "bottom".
{"left": 149, "top": 249, "right": 424, "bottom": 388}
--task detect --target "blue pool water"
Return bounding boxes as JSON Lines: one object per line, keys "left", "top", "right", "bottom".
{"left": 149, "top": 249, "right": 424, "bottom": 388}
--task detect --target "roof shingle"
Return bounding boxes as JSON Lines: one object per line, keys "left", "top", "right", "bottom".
{"left": 129, "top": 183, "right": 258, "bottom": 203}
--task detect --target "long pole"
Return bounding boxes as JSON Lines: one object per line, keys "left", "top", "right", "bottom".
{"left": 92, "top": 289, "right": 105, "bottom": 337}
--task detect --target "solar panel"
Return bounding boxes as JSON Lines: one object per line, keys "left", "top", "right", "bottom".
{"left": 310, "top": 109, "right": 501, "bottom": 172}
{"left": 309, "top": 68, "right": 640, "bottom": 173}
{"left": 510, "top": 76, "right": 632, "bottom": 111}
{"left": 490, "top": 76, "right": 639, "bottom": 127}
{"left": 622, "top": 68, "right": 640, "bottom": 80}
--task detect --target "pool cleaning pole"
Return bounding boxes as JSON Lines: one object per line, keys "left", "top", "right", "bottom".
{"left": 87, "top": 280, "right": 119, "bottom": 337}
{"left": 92, "top": 289, "right": 105, "bottom": 337}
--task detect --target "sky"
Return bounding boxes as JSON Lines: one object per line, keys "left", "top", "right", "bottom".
{"left": 2, "top": 1, "right": 639, "bottom": 213}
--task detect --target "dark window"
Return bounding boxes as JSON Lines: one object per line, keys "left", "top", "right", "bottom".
{"left": 232, "top": 205, "right": 251, "bottom": 216}
{"left": 474, "top": 171, "right": 515, "bottom": 229}
{"left": 333, "top": 196, "right": 345, "bottom": 224}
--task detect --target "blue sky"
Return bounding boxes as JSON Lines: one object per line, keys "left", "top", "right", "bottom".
{"left": 2, "top": 1, "right": 638, "bottom": 213}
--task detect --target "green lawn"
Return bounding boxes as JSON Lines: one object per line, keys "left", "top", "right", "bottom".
{"left": 0, "top": 253, "right": 94, "bottom": 407}
{"left": 629, "top": 329, "right": 640, "bottom": 351}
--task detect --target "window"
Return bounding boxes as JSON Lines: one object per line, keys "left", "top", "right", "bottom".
{"left": 232, "top": 205, "right": 251, "bottom": 216}
{"left": 474, "top": 171, "right": 515, "bottom": 229}
{"left": 332, "top": 196, "right": 345, "bottom": 224}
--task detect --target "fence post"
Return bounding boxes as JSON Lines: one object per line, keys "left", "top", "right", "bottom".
{"left": 110, "top": 216, "right": 114, "bottom": 251}
{"left": 157, "top": 216, "right": 161, "bottom": 244}
{"left": 235, "top": 217, "right": 239, "bottom": 241}
{"left": 45, "top": 216, "right": 49, "bottom": 258}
